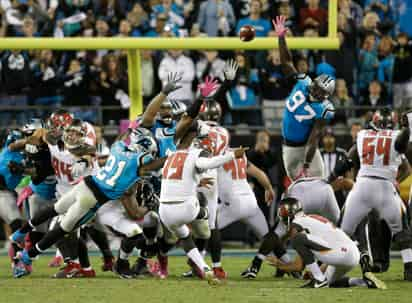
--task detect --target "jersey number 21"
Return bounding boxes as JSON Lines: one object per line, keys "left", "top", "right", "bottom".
{"left": 96, "top": 155, "right": 126, "bottom": 186}
{"left": 286, "top": 91, "right": 316, "bottom": 122}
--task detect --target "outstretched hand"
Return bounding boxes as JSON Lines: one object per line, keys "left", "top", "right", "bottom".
{"left": 272, "top": 15, "right": 288, "bottom": 37}
{"left": 223, "top": 59, "right": 239, "bottom": 81}
{"left": 162, "top": 72, "right": 183, "bottom": 95}
{"left": 198, "top": 76, "right": 219, "bottom": 98}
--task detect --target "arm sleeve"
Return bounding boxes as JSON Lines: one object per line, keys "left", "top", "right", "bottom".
{"left": 195, "top": 152, "right": 234, "bottom": 170}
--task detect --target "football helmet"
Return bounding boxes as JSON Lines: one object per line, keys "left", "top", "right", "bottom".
{"left": 129, "top": 127, "right": 158, "bottom": 156}
{"left": 199, "top": 100, "right": 222, "bottom": 122}
{"left": 158, "top": 99, "right": 174, "bottom": 125}
{"left": 21, "top": 118, "right": 45, "bottom": 136}
{"left": 277, "top": 197, "right": 303, "bottom": 228}
{"left": 370, "top": 108, "right": 397, "bottom": 130}
{"left": 309, "top": 74, "right": 335, "bottom": 101}
{"left": 62, "top": 119, "right": 86, "bottom": 150}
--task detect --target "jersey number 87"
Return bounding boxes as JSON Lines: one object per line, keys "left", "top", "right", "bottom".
{"left": 286, "top": 91, "right": 316, "bottom": 122}
{"left": 96, "top": 155, "right": 126, "bottom": 186}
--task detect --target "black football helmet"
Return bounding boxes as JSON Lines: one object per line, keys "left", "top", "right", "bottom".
{"left": 277, "top": 197, "right": 303, "bottom": 228}
{"left": 198, "top": 100, "right": 222, "bottom": 122}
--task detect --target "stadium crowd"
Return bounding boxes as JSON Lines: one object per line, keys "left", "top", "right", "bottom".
{"left": 0, "top": 0, "right": 411, "bottom": 128}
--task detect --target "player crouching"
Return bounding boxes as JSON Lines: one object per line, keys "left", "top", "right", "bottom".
{"left": 268, "top": 197, "right": 386, "bottom": 289}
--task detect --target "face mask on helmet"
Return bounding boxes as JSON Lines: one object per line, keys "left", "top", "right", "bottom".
{"left": 158, "top": 101, "right": 174, "bottom": 125}
{"left": 62, "top": 122, "right": 86, "bottom": 150}
{"left": 129, "top": 128, "right": 158, "bottom": 156}
{"left": 309, "top": 75, "right": 335, "bottom": 102}
{"left": 47, "top": 111, "right": 74, "bottom": 139}
{"left": 370, "top": 109, "right": 397, "bottom": 130}
{"left": 277, "top": 197, "right": 302, "bottom": 228}
{"left": 193, "top": 134, "right": 217, "bottom": 154}
{"left": 199, "top": 100, "right": 222, "bottom": 122}
{"left": 21, "top": 118, "right": 44, "bottom": 136}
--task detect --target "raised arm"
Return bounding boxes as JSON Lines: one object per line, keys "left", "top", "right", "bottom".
{"left": 195, "top": 147, "right": 248, "bottom": 170}
{"left": 141, "top": 72, "right": 182, "bottom": 128}
{"left": 272, "top": 16, "right": 297, "bottom": 78}
{"left": 302, "top": 120, "right": 325, "bottom": 172}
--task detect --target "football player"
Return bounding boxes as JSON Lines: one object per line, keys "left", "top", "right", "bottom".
{"left": 11, "top": 127, "right": 163, "bottom": 276}
{"left": 273, "top": 16, "right": 335, "bottom": 180}
{"left": 158, "top": 127, "right": 248, "bottom": 284}
{"left": 267, "top": 197, "right": 386, "bottom": 289}
{"left": 337, "top": 108, "right": 412, "bottom": 281}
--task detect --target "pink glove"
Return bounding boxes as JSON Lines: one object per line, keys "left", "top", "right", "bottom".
{"left": 17, "top": 186, "right": 33, "bottom": 209}
{"left": 198, "top": 76, "right": 219, "bottom": 98}
{"left": 128, "top": 119, "right": 139, "bottom": 130}
{"left": 272, "top": 15, "right": 288, "bottom": 37}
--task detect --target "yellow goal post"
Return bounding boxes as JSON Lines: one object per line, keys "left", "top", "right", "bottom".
{"left": 0, "top": 0, "right": 338, "bottom": 120}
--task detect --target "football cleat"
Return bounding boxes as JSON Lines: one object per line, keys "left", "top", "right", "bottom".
{"left": 74, "top": 268, "right": 96, "bottom": 278}
{"left": 101, "top": 256, "right": 114, "bottom": 272}
{"left": 182, "top": 269, "right": 194, "bottom": 278}
{"left": 301, "top": 278, "right": 329, "bottom": 288}
{"left": 360, "top": 253, "right": 372, "bottom": 274}
{"left": 53, "top": 261, "right": 81, "bottom": 278}
{"left": 16, "top": 250, "right": 32, "bottom": 266}
{"left": 188, "top": 259, "right": 204, "bottom": 279}
{"left": 13, "top": 261, "right": 30, "bottom": 278}
{"left": 10, "top": 230, "right": 27, "bottom": 247}
{"left": 213, "top": 267, "right": 227, "bottom": 280}
{"left": 363, "top": 272, "right": 387, "bottom": 289}
{"left": 132, "top": 258, "right": 149, "bottom": 276}
{"left": 48, "top": 256, "right": 63, "bottom": 268}
{"left": 204, "top": 268, "right": 221, "bottom": 285}
{"left": 113, "top": 259, "right": 134, "bottom": 279}
{"left": 241, "top": 266, "right": 258, "bottom": 279}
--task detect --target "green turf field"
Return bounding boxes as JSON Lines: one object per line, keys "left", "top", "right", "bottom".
{"left": 1, "top": 257, "right": 410, "bottom": 303}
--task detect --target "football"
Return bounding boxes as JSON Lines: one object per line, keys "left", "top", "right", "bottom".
{"left": 239, "top": 25, "right": 256, "bottom": 42}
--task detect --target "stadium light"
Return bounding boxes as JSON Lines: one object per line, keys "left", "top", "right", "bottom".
{"left": 0, "top": 0, "right": 338, "bottom": 119}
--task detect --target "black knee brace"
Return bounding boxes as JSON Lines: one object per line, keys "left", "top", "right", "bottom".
{"left": 121, "top": 233, "right": 145, "bottom": 254}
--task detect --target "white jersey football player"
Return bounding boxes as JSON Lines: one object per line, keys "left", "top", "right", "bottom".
{"left": 268, "top": 197, "right": 386, "bottom": 289}
{"left": 285, "top": 177, "right": 340, "bottom": 224}
{"left": 158, "top": 130, "right": 247, "bottom": 284}
{"left": 339, "top": 109, "right": 412, "bottom": 281}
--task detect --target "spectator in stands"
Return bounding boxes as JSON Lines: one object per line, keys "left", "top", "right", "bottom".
{"left": 198, "top": 0, "right": 235, "bottom": 37}
{"left": 332, "top": 79, "right": 353, "bottom": 125}
{"left": 158, "top": 50, "right": 195, "bottom": 104}
{"left": 296, "top": 56, "right": 315, "bottom": 78}
{"left": 117, "top": 19, "right": 132, "bottom": 37}
{"left": 235, "top": 0, "right": 271, "bottom": 37}
{"left": 195, "top": 50, "right": 226, "bottom": 83}
{"left": 358, "top": 33, "right": 379, "bottom": 97}
{"left": 358, "top": 11, "right": 380, "bottom": 40}
{"left": 95, "top": 18, "right": 111, "bottom": 37}
{"left": 141, "top": 50, "right": 161, "bottom": 106}
{"left": 61, "top": 57, "right": 94, "bottom": 121}
{"left": 127, "top": 3, "right": 150, "bottom": 36}
{"left": 145, "top": 12, "right": 175, "bottom": 37}
{"left": 298, "top": 27, "right": 322, "bottom": 73}
{"left": 377, "top": 36, "right": 394, "bottom": 104}
{"left": 55, "top": 0, "right": 92, "bottom": 37}
{"left": 258, "top": 49, "right": 289, "bottom": 102}
{"left": 338, "top": 0, "right": 363, "bottom": 28}
{"left": 350, "top": 121, "right": 362, "bottom": 144}
{"left": 247, "top": 130, "right": 280, "bottom": 224}
{"left": 325, "top": 30, "right": 355, "bottom": 91}
{"left": 151, "top": 0, "right": 184, "bottom": 35}
{"left": 392, "top": 32, "right": 412, "bottom": 109}
{"left": 96, "top": 54, "right": 129, "bottom": 123}
{"left": 364, "top": 0, "right": 391, "bottom": 22}
{"left": 299, "top": 0, "right": 327, "bottom": 35}
{"left": 226, "top": 52, "right": 260, "bottom": 125}
{"left": 359, "top": 80, "right": 386, "bottom": 117}
{"left": 277, "top": 1, "right": 298, "bottom": 34}
{"left": 30, "top": 50, "right": 61, "bottom": 118}
{"left": 0, "top": 50, "right": 32, "bottom": 125}
{"left": 93, "top": 0, "right": 126, "bottom": 30}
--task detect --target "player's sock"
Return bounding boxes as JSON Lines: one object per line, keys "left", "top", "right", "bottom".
{"left": 78, "top": 238, "right": 91, "bottom": 268}
{"left": 29, "top": 225, "right": 66, "bottom": 258}
{"left": 209, "top": 229, "right": 222, "bottom": 264}
{"left": 84, "top": 226, "right": 113, "bottom": 259}
{"left": 57, "top": 232, "right": 80, "bottom": 262}
{"left": 306, "top": 262, "right": 326, "bottom": 281}
{"left": 401, "top": 248, "right": 412, "bottom": 264}
{"left": 251, "top": 255, "right": 264, "bottom": 270}
{"left": 187, "top": 248, "right": 209, "bottom": 271}
{"left": 28, "top": 231, "right": 45, "bottom": 247}
{"left": 158, "top": 237, "right": 174, "bottom": 255}
{"left": 195, "top": 238, "right": 207, "bottom": 253}
{"left": 212, "top": 262, "right": 221, "bottom": 268}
